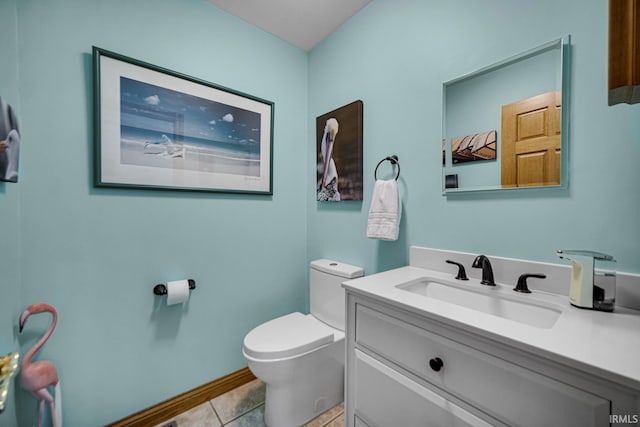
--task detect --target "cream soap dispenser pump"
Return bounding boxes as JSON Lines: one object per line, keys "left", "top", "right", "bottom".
{"left": 557, "top": 249, "right": 616, "bottom": 312}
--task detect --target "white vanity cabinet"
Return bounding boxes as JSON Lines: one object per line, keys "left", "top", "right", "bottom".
{"left": 345, "top": 292, "right": 640, "bottom": 427}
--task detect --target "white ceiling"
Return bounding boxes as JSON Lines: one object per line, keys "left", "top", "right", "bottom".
{"left": 208, "top": 0, "right": 372, "bottom": 51}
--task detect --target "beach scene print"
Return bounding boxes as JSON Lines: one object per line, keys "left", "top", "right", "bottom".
{"left": 120, "top": 77, "right": 261, "bottom": 176}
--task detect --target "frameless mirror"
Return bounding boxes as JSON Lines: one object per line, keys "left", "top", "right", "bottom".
{"left": 442, "top": 36, "right": 570, "bottom": 194}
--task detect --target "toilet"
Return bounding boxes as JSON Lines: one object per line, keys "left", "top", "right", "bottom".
{"left": 242, "top": 259, "right": 364, "bottom": 427}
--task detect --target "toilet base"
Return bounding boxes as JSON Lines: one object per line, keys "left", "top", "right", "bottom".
{"left": 263, "top": 365, "right": 343, "bottom": 427}
{"left": 246, "top": 338, "right": 345, "bottom": 427}
{"left": 243, "top": 310, "right": 348, "bottom": 427}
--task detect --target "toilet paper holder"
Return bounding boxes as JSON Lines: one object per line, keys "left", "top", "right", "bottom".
{"left": 153, "top": 279, "right": 196, "bottom": 296}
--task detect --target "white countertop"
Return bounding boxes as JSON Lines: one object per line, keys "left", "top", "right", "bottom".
{"left": 343, "top": 265, "right": 640, "bottom": 391}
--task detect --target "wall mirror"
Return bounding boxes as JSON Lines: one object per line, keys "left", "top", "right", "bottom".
{"left": 442, "top": 36, "right": 570, "bottom": 194}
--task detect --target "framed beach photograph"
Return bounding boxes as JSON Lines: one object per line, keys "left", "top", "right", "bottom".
{"left": 93, "top": 47, "right": 273, "bottom": 194}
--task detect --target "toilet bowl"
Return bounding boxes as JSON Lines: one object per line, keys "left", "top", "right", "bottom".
{"left": 242, "top": 260, "right": 364, "bottom": 427}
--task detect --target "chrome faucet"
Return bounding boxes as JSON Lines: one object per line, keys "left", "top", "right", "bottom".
{"left": 472, "top": 255, "right": 495, "bottom": 286}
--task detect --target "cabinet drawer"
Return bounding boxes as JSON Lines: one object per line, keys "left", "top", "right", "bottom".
{"left": 354, "top": 349, "right": 495, "bottom": 427}
{"left": 355, "top": 305, "right": 610, "bottom": 427}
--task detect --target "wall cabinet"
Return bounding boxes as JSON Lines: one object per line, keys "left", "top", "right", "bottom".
{"left": 345, "top": 292, "right": 640, "bottom": 427}
{"left": 609, "top": 0, "right": 640, "bottom": 105}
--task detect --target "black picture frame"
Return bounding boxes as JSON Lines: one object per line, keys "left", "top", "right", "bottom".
{"left": 93, "top": 47, "right": 274, "bottom": 194}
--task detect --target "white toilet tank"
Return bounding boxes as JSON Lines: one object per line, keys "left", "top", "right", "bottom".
{"left": 310, "top": 259, "right": 364, "bottom": 331}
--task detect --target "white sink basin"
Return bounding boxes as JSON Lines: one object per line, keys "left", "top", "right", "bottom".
{"left": 396, "top": 278, "right": 562, "bottom": 329}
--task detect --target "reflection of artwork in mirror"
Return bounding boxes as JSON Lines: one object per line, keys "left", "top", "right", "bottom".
{"left": 451, "top": 130, "right": 497, "bottom": 164}
{"left": 441, "top": 36, "right": 570, "bottom": 193}
{"left": 501, "top": 91, "right": 561, "bottom": 187}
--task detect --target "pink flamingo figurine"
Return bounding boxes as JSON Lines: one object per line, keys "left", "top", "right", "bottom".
{"left": 19, "top": 302, "right": 62, "bottom": 427}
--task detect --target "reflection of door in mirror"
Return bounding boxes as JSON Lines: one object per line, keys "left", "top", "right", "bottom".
{"left": 501, "top": 91, "right": 561, "bottom": 188}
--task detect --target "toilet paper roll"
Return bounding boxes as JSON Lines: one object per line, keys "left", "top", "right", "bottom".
{"left": 166, "top": 279, "right": 190, "bottom": 305}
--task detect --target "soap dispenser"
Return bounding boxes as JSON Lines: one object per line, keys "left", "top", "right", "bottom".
{"left": 557, "top": 249, "right": 616, "bottom": 312}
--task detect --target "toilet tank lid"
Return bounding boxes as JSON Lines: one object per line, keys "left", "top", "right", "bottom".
{"left": 310, "top": 259, "right": 364, "bottom": 279}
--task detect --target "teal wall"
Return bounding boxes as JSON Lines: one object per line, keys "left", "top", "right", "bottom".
{"left": 0, "top": 0, "right": 21, "bottom": 424}
{"left": 3, "top": 0, "right": 640, "bottom": 425}
{"left": 5, "top": 0, "right": 308, "bottom": 425}
{"left": 307, "top": 0, "right": 640, "bottom": 276}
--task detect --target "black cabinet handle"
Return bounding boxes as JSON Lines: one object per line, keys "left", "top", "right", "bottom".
{"left": 429, "top": 357, "right": 444, "bottom": 372}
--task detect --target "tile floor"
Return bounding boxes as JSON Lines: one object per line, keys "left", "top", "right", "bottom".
{"left": 153, "top": 379, "right": 344, "bottom": 427}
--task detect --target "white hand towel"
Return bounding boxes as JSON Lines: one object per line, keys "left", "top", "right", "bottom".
{"left": 367, "top": 179, "right": 401, "bottom": 241}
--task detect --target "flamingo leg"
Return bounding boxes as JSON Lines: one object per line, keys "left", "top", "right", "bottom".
{"left": 33, "top": 388, "right": 55, "bottom": 427}
{"left": 49, "top": 398, "right": 59, "bottom": 427}
{"left": 37, "top": 398, "right": 44, "bottom": 427}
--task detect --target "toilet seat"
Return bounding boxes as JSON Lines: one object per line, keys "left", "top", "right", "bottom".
{"left": 243, "top": 312, "right": 336, "bottom": 360}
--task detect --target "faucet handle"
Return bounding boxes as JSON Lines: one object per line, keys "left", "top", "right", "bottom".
{"left": 513, "top": 273, "right": 546, "bottom": 293}
{"left": 445, "top": 260, "right": 469, "bottom": 280}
